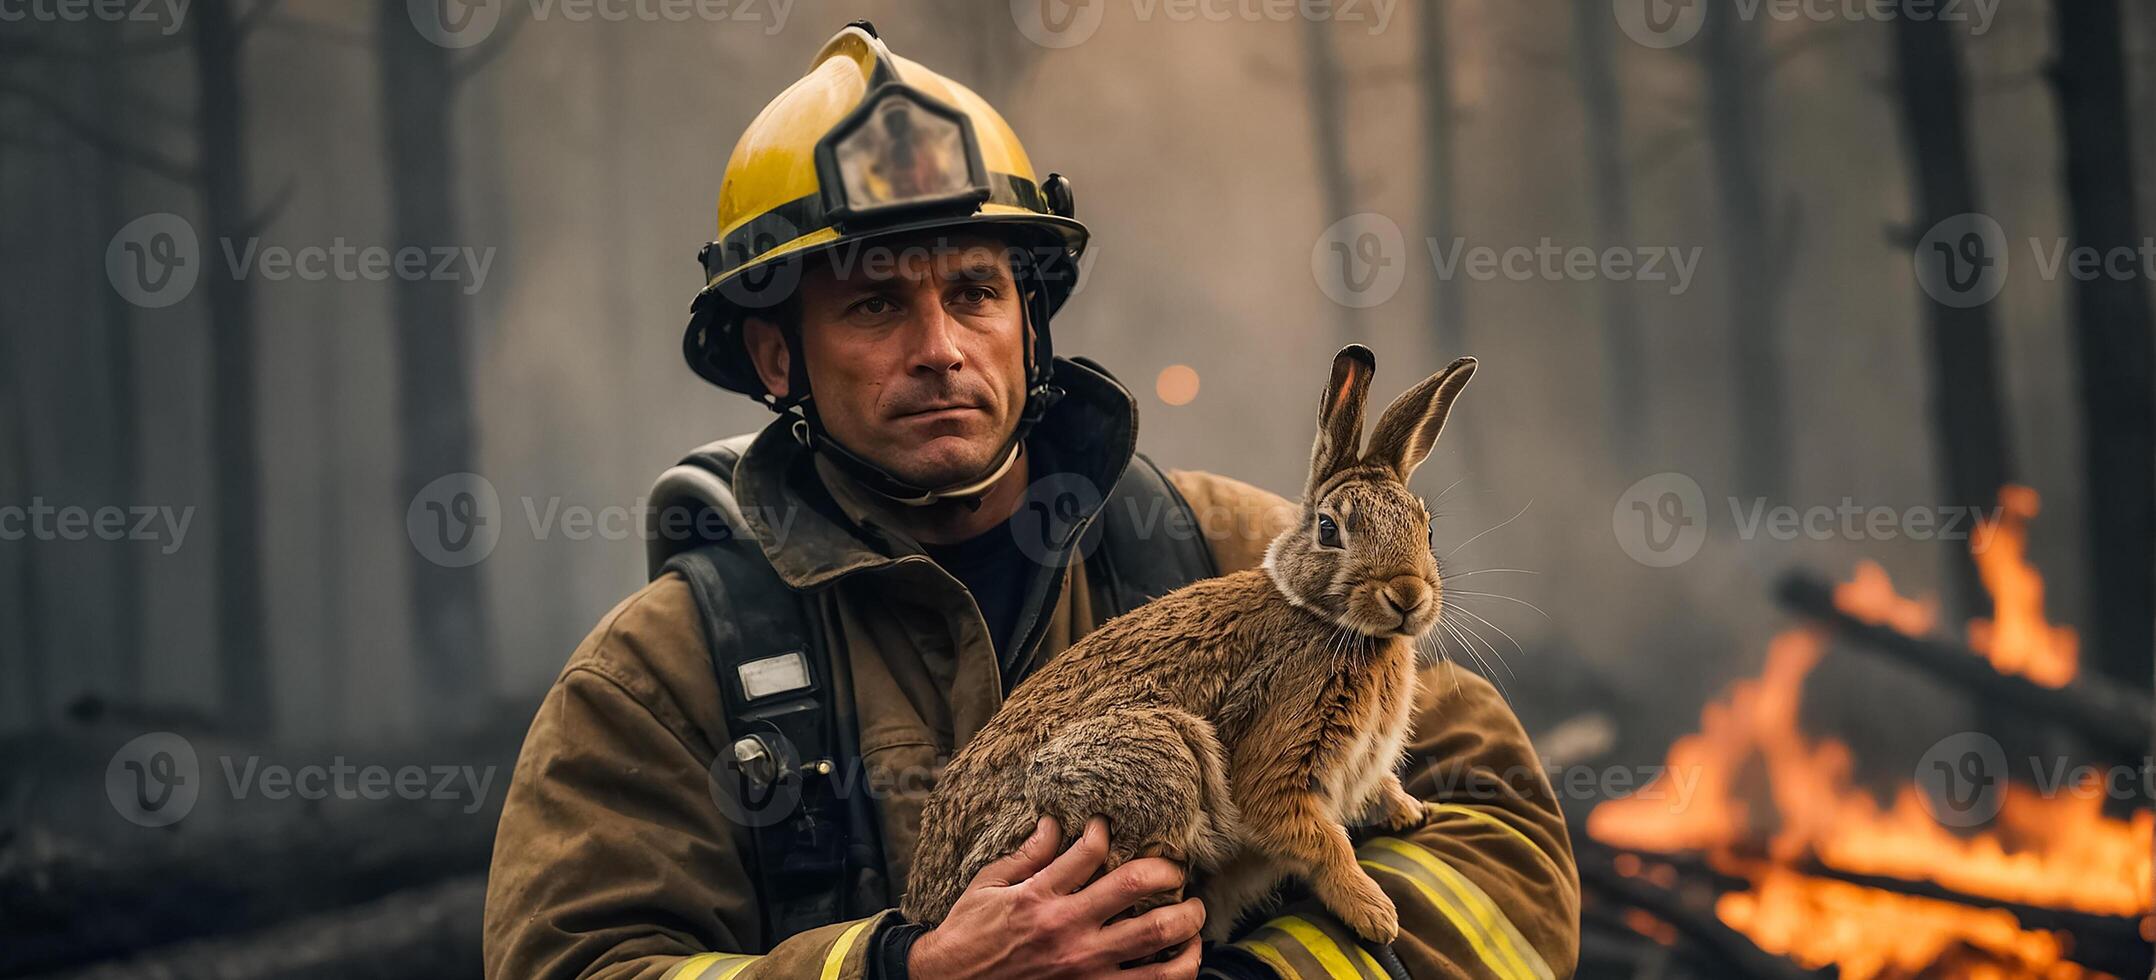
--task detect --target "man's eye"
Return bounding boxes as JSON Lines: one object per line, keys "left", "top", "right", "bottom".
{"left": 955, "top": 285, "right": 994, "bottom": 305}
{"left": 853, "top": 297, "right": 896, "bottom": 316}
{"left": 1316, "top": 514, "right": 1342, "bottom": 549}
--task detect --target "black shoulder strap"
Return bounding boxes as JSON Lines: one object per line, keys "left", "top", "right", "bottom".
{"left": 1091, "top": 452, "right": 1222, "bottom": 616}
{"left": 653, "top": 435, "right": 885, "bottom": 946}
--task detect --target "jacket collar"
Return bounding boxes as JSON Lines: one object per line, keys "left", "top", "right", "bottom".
{"left": 734, "top": 357, "right": 1140, "bottom": 591}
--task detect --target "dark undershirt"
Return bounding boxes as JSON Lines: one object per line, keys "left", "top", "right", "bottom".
{"left": 919, "top": 509, "right": 1037, "bottom": 670}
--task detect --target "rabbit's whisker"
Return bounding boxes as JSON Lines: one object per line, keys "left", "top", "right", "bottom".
{"left": 1439, "top": 567, "right": 1539, "bottom": 580}
{"left": 1442, "top": 589, "right": 1552, "bottom": 622}
{"left": 1444, "top": 606, "right": 1521, "bottom": 682}
{"left": 1441, "top": 500, "right": 1533, "bottom": 562}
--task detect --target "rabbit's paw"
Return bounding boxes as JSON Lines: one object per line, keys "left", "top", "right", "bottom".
{"left": 1320, "top": 870, "right": 1399, "bottom": 944}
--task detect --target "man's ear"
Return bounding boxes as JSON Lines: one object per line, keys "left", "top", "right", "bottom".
{"left": 742, "top": 317, "right": 791, "bottom": 400}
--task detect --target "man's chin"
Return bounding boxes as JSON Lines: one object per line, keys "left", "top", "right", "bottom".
{"left": 866, "top": 435, "right": 1005, "bottom": 490}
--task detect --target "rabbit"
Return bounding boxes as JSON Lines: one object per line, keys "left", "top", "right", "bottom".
{"left": 900, "top": 344, "right": 1477, "bottom": 947}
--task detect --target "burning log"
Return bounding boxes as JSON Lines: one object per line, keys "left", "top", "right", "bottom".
{"left": 1574, "top": 841, "right": 1829, "bottom": 980}
{"left": 1793, "top": 859, "right": 2153, "bottom": 979}
{"left": 1776, "top": 571, "right": 2152, "bottom": 762}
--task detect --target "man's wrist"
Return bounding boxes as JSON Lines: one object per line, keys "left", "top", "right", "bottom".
{"left": 871, "top": 919, "right": 929, "bottom": 980}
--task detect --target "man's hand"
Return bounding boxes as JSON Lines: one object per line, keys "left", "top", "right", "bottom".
{"left": 908, "top": 816, "right": 1205, "bottom": 979}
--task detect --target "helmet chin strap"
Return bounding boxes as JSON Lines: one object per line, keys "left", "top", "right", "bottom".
{"left": 769, "top": 247, "right": 1064, "bottom": 510}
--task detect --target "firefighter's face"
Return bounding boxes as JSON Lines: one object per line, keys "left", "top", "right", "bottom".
{"left": 745, "top": 233, "right": 1029, "bottom": 490}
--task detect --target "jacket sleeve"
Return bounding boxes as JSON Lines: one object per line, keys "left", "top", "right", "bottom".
{"left": 482, "top": 578, "right": 893, "bottom": 980}
{"left": 1223, "top": 665, "right": 1580, "bottom": 980}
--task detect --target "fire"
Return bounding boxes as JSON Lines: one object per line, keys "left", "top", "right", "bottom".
{"left": 1718, "top": 865, "right": 2088, "bottom": 980}
{"left": 1965, "top": 486, "right": 2079, "bottom": 688}
{"left": 1587, "top": 486, "right": 2148, "bottom": 978}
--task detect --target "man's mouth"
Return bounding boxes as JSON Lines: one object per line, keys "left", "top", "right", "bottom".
{"left": 893, "top": 404, "right": 982, "bottom": 422}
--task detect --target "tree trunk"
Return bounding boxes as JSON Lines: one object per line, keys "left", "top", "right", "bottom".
{"left": 1699, "top": 2, "right": 1790, "bottom": 499}
{"left": 94, "top": 16, "right": 146, "bottom": 698}
{"left": 378, "top": 0, "right": 491, "bottom": 729}
{"left": 194, "top": 0, "right": 271, "bottom": 732}
{"left": 1889, "top": 0, "right": 2013, "bottom": 624}
{"left": 1572, "top": 0, "right": 1645, "bottom": 460}
{"left": 2048, "top": 0, "right": 2156, "bottom": 686}
{"left": 1419, "top": 0, "right": 1464, "bottom": 355}
{"left": 1303, "top": 16, "right": 1357, "bottom": 342}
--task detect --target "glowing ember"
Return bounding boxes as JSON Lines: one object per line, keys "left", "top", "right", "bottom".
{"left": 1588, "top": 486, "right": 2148, "bottom": 977}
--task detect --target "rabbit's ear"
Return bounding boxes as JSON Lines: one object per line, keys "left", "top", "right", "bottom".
{"left": 1366, "top": 356, "right": 1477, "bottom": 481}
{"left": 1306, "top": 344, "right": 1376, "bottom": 497}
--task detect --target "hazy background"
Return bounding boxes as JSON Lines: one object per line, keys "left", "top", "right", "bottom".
{"left": 3, "top": 0, "right": 2151, "bottom": 976}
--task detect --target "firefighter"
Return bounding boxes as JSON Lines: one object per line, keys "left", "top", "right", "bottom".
{"left": 483, "top": 22, "right": 1578, "bottom": 980}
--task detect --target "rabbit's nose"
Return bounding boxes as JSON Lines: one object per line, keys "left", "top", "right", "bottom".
{"left": 1380, "top": 577, "right": 1432, "bottom": 617}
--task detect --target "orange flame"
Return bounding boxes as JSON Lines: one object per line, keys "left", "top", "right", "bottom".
{"left": 1965, "top": 486, "right": 2079, "bottom": 688}
{"left": 1588, "top": 487, "right": 2147, "bottom": 978}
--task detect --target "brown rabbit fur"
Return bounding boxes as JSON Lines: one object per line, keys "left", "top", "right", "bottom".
{"left": 901, "top": 346, "right": 1477, "bottom": 945}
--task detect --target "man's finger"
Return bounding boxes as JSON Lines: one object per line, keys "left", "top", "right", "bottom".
{"left": 1120, "top": 930, "right": 1202, "bottom": 979}
{"left": 1032, "top": 816, "right": 1111, "bottom": 894}
{"left": 1100, "top": 898, "right": 1206, "bottom": 961}
{"left": 1075, "top": 855, "right": 1186, "bottom": 922}
{"left": 974, "top": 816, "right": 1061, "bottom": 887}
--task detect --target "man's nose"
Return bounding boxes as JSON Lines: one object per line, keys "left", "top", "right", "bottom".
{"left": 905, "top": 303, "right": 965, "bottom": 376}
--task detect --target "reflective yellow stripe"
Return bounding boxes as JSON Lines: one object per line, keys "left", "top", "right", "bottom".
{"left": 1361, "top": 860, "right": 1522, "bottom": 980}
{"left": 1424, "top": 803, "right": 1566, "bottom": 882}
{"left": 1242, "top": 938, "right": 1300, "bottom": 977}
{"left": 664, "top": 953, "right": 758, "bottom": 980}
{"left": 1365, "top": 837, "right": 1554, "bottom": 980}
{"left": 1266, "top": 915, "right": 1374, "bottom": 979}
{"left": 818, "top": 918, "right": 877, "bottom": 980}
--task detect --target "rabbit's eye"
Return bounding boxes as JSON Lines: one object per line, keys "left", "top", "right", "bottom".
{"left": 1427, "top": 518, "right": 1438, "bottom": 550}
{"left": 1316, "top": 514, "right": 1342, "bottom": 549}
